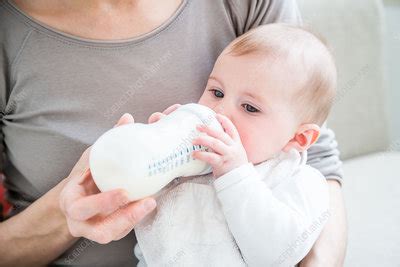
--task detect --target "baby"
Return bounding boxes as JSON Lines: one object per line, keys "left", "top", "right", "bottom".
{"left": 134, "top": 23, "right": 336, "bottom": 266}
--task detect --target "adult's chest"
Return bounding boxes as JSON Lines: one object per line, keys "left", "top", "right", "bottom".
{"left": 2, "top": 22, "right": 233, "bottom": 195}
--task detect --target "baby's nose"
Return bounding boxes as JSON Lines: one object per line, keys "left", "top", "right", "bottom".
{"left": 214, "top": 104, "right": 227, "bottom": 117}
{"left": 214, "top": 105, "right": 232, "bottom": 121}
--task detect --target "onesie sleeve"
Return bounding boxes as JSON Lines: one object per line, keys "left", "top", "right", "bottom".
{"left": 213, "top": 163, "right": 330, "bottom": 266}
{"left": 224, "top": 0, "right": 303, "bottom": 36}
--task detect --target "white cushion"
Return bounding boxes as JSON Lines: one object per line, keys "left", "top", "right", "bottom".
{"left": 297, "top": 0, "right": 389, "bottom": 159}
{"left": 342, "top": 152, "right": 400, "bottom": 266}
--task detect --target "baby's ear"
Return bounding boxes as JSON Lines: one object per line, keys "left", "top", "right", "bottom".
{"left": 283, "top": 124, "right": 321, "bottom": 152}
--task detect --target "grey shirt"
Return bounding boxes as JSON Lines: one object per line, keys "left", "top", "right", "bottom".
{"left": 0, "top": 0, "right": 343, "bottom": 266}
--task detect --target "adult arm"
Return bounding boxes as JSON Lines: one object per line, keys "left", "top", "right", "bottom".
{"left": 1, "top": 20, "right": 76, "bottom": 265}
{"left": 0, "top": 6, "right": 158, "bottom": 266}
{"left": 0, "top": 114, "right": 157, "bottom": 266}
{"left": 299, "top": 179, "right": 347, "bottom": 267}
{"left": 0, "top": 178, "right": 77, "bottom": 266}
{"left": 303, "top": 125, "right": 347, "bottom": 266}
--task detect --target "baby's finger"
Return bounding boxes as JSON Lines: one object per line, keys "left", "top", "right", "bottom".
{"left": 162, "top": 103, "right": 181, "bottom": 115}
{"left": 192, "top": 150, "right": 222, "bottom": 166}
{"left": 89, "top": 198, "right": 157, "bottom": 244}
{"left": 192, "top": 135, "right": 229, "bottom": 156}
{"left": 216, "top": 114, "right": 241, "bottom": 142}
{"left": 66, "top": 188, "right": 131, "bottom": 221}
{"left": 196, "top": 124, "right": 233, "bottom": 145}
{"left": 148, "top": 112, "right": 166, "bottom": 124}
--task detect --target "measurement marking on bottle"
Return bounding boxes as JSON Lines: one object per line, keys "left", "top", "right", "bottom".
{"left": 147, "top": 144, "right": 207, "bottom": 176}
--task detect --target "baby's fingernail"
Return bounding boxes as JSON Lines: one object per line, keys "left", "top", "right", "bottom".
{"left": 143, "top": 199, "right": 156, "bottom": 212}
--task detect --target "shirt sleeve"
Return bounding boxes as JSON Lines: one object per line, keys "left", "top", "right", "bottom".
{"left": 225, "top": 0, "right": 303, "bottom": 36}
{"left": 213, "top": 163, "right": 330, "bottom": 266}
{"left": 0, "top": 34, "right": 7, "bottom": 173}
{"left": 0, "top": 5, "right": 33, "bottom": 172}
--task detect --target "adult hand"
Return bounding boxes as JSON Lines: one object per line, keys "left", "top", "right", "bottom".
{"left": 59, "top": 113, "right": 157, "bottom": 244}
{"left": 147, "top": 103, "right": 181, "bottom": 123}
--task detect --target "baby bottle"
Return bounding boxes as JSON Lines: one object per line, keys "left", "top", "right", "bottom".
{"left": 89, "top": 103, "right": 223, "bottom": 201}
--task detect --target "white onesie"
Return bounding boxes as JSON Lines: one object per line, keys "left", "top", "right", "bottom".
{"left": 133, "top": 148, "right": 329, "bottom": 266}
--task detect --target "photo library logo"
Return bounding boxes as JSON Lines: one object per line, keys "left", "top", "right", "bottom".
{"left": 154, "top": 238, "right": 241, "bottom": 266}
{"left": 376, "top": 139, "right": 400, "bottom": 160}
{"left": 331, "top": 64, "right": 371, "bottom": 106}
{"left": 102, "top": 50, "right": 173, "bottom": 120}
{"left": 147, "top": 112, "right": 216, "bottom": 176}
{"left": 4, "top": 90, "right": 29, "bottom": 114}
{"left": 64, "top": 238, "right": 96, "bottom": 264}
{"left": 63, "top": 193, "right": 134, "bottom": 263}
{"left": 164, "top": 249, "right": 186, "bottom": 266}
{"left": 172, "top": 112, "right": 216, "bottom": 153}
{"left": 272, "top": 209, "right": 331, "bottom": 266}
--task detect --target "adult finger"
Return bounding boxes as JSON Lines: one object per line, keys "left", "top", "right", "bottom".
{"left": 148, "top": 112, "right": 165, "bottom": 124}
{"left": 60, "top": 167, "right": 91, "bottom": 214}
{"left": 114, "top": 113, "right": 135, "bottom": 128}
{"left": 162, "top": 103, "right": 181, "bottom": 115}
{"left": 68, "top": 147, "right": 92, "bottom": 183}
{"left": 87, "top": 197, "right": 157, "bottom": 244}
{"left": 66, "top": 188, "right": 131, "bottom": 221}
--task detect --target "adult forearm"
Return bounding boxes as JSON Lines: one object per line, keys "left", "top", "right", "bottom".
{"left": 0, "top": 178, "right": 78, "bottom": 267}
{"left": 300, "top": 179, "right": 347, "bottom": 267}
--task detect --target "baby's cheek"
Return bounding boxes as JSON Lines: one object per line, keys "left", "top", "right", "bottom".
{"left": 240, "top": 132, "right": 271, "bottom": 163}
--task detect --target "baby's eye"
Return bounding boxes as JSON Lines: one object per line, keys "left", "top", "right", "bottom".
{"left": 209, "top": 89, "right": 224, "bottom": 98}
{"left": 242, "top": 104, "right": 259, "bottom": 113}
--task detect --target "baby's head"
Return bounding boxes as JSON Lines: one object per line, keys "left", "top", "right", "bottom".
{"left": 198, "top": 23, "right": 337, "bottom": 164}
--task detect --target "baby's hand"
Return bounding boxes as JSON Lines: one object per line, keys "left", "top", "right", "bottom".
{"left": 192, "top": 113, "right": 248, "bottom": 178}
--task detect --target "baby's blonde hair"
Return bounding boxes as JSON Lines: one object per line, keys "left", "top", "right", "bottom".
{"left": 226, "top": 23, "right": 337, "bottom": 126}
